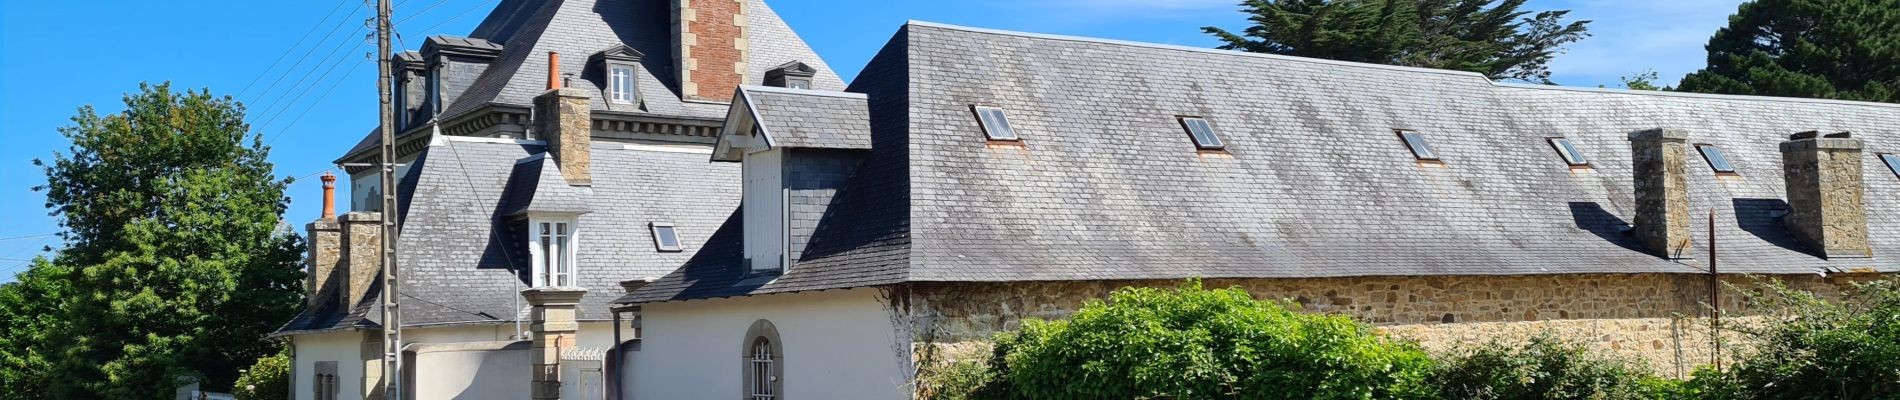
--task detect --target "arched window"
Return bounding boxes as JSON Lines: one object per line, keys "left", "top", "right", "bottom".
{"left": 743, "top": 319, "right": 783, "bottom": 399}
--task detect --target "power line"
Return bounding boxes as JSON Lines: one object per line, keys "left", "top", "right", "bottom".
{"left": 252, "top": 41, "right": 369, "bottom": 132}
{"left": 264, "top": 66, "right": 370, "bottom": 146}
{"left": 0, "top": 233, "right": 56, "bottom": 241}
{"left": 412, "top": 0, "right": 500, "bottom": 35}
{"left": 238, "top": 0, "right": 353, "bottom": 99}
{"left": 245, "top": 3, "right": 370, "bottom": 109}
{"left": 394, "top": 0, "right": 459, "bottom": 25}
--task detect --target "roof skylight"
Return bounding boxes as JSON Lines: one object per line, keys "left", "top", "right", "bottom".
{"left": 1396, "top": 130, "right": 1439, "bottom": 161}
{"left": 651, "top": 222, "right": 681, "bottom": 252}
{"left": 1696, "top": 144, "right": 1736, "bottom": 173}
{"left": 972, "top": 106, "right": 1018, "bottom": 141}
{"left": 1548, "top": 137, "right": 1588, "bottom": 166}
{"left": 1179, "top": 117, "right": 1224, "bottom": 149}
{"left": 1882, "top": 153, "right": 1900, "bottom": 178}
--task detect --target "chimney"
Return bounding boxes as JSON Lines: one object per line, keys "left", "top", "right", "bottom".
{"left": 671, "top": 0, "right": 749, "bottom": 102}
{"left": 305, "top": 217, "right": 342, "bottom": 309}
{"left": 339, "top": 211, "right": 385, "bottom": 306}
{"left": 1781, "top": 131, "right": 1872, "bottom": 258}
{"left": 534, "top": 52, "right": 593, "bottom": 186}
{"left": 1630, "top": 128, "right": 1694, "bottom": 259}
{"left": 321, "top": 172, "right": 338, "bottom": 219}
{"left": 523, "top": 287, "right": 587, "bottom": 400}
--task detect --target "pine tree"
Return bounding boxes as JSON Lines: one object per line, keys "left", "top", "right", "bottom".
{"left": 1204, "top": 0, "right": 1590, "bottom": 83}
{"left": 26, "top": 82, "right": 304, "bottom": 398}
{"left": 1677, "top": 0, "right": 1900, "bottom": 103}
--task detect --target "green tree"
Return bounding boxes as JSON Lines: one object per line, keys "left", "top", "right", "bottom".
{"left": 233, "top": 349, "right": 290, "bottom": 400}
{"left": 31, "top": 82, "right": 304, "bottom": 398}
{"left": 0, "top": 258, "right": 72, "bottom": 400}
{"left": 1204, "top": 0, "right": 1591, "bottom": 83}
{"left": 973, "top": 281, "right": 1436, "bottom": 399}
{"left": 1677, "top": 0, "right": 1900, "bottom": 103}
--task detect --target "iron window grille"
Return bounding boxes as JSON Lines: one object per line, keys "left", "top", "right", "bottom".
{"left": 750, "top": 338, "right": 776, "bottom": 399}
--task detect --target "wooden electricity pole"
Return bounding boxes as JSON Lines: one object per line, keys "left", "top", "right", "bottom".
{"left": 375, "top": 0, "right": 403, "bottom": 397}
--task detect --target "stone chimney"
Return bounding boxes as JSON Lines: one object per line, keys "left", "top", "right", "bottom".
{"left": 339, "top": 211, "right": 385, "bottom": 306}
{"left": 535, "top": 52, "right": 593, "bottom": 186}
{"left": 305, "top": 176, "right": 343, "bottom": 308}
{"left": 524, "top": 287, "right": 587, "bottom": 400}
{"left": 671, "top": 0, "right": 748, "bottom": 102}
{"left": 1781, "top": 131, "right": 1872, "bottom": 258}
{"left": 1630, "top": 128, "right": 1694, "bottom": 259}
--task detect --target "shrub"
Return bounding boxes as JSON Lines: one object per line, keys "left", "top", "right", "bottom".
{"left": 1684, "top": 278, "right": 1900, "bottom": 399}
{"left": 233, "top": 349, "right": 289, "bottom": 400}
{"left": 1434, "top": 334, "right": 1666, "bottom": 400}
{"left": 975, "top": 280, "right": 1436, "bottom": 399}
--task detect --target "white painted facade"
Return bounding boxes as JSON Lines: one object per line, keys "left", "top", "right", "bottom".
{"left": 741, "top": 147, "right": 788, "bottom": 273}
{"left": 626, "top": 288, "right": 911, "bottom": 400}
{"left": 289, "top": 321, "right": 633, "bottom": 400}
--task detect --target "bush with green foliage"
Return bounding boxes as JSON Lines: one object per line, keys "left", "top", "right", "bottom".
{"left": 1434, "top": 334, "right": 1669, "bottom": 400}
{"left": 233, "top": 349, "right": 289, "bottom": 400}
{"left": 971, "top": 281, "right": 1436, "bottom": 399}
{"left": 1681, "top": 279, "right": 1900, "bottom": 399}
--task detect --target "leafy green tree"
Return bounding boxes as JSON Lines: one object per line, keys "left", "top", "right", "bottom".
{"left": 31, "top": 82, "right": 303, "bottom": 398}
{"left": 973, "top": 281, "right": 1436, "bottom": 399}
{"left": 233, "top": 349, "right": 290, "bottom": 400}
{"left": 1204, "top": 0, "right": 1591, "bottom": 83}
{"left": 0, "top": 258, "right": 72, "bottom": 400}
{"left": 1677, "top": 0, "right": 1900, "bottom": 103}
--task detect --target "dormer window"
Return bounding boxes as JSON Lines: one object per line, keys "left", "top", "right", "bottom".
{"left": 972, "top": 106, "right": 1019, "bottom": 141}
{"left": 590, "top": 44, "right": 645, "bottom": 107}
{"left": 1696, "top": 144, "right": 1736, "bottom": 173}
{"left": 1396, "top": 130, "right": 1439, "bottom": 160}
{"left": 1548, "top": 137, "right": 1589, "bottom": 166}
{"left": 530, "top": 217, "right": 577, "bottom": 287}
{"left": 765, "top": 61, "right": 817, "bottom": 89}
{"left": 650, "top": 222, "right": 681, "bottom": 252}
{"left": 1178, "top": 117, "right": 1224, "bottom": 149}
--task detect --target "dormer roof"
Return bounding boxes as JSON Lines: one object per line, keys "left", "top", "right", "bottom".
{"left": 712, "top": 86, "right": 873, "bottom": 161}
{"left": 498, "top": 153, "right": 592, "bottom": 217}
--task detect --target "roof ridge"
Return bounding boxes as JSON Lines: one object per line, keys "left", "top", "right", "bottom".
{"left": 740, "top": 85, "right": 868, "bottom": 99}
{"left": 905, "top": 20, "right": 1900, "bottom": 110}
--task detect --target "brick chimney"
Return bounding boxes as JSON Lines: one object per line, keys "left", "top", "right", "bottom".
{"left": 339, "top": 211, "right": 385, "bottom": 306}
{"left": 305, "top": 175, "right": 342, "bottom": 308}
{"left": 1630, "top": 128, "right": 1693, "bottom": 259}
{"left": 1781, "top": 131, "right": 1872, "bottom": 258}
{"left": 671, "top": 0, "right": 748, "bottom": 102}
{"left": 524, "top": 287, "right": 587, "bottom": 400}
{"left": 535, "top": 52, "right": 593, "bottom": 186}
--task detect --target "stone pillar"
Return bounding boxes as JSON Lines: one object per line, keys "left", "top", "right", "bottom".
{"left": 1781, "top": 131, "right": 1871, "bottom": 258}
{"left": 671, "top": 0, "right": 749, "bottom": 102}
{"left": 339, "top": 211, "right": 384, "bottom": 307}
{"left": 1630, "top": 129, "right": 1693, "bottom": 259}
{"left": 534, "top": 84, "right": 593, "bottom": 186}
{"left": 524, "top": 287, "right": 588, "bottom": 400}
{"left": 305, "top": 218, "right": 342, "bottom": 309}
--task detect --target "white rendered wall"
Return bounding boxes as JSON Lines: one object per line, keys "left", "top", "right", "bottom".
{"left": 627, "top": 288, "right": 910, "bottom": 400}
{"left": 408, "top": 342, "right": 530, "bottom": 400}
{"left": 292, "top": 332, "right": 365, "bottom": 400}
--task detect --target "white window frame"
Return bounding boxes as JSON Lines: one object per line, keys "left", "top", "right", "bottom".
{"left": 650, "top": 222, "right": 681, "bottom": 252}
{"left": 528, "top": 216, "right": 579, "bottom": 287}
{"left": 609, "top": 64, "right": 637, "bottom": 104}
{"left": 1548, "top": 137, "right": 1589, "bottom": 166}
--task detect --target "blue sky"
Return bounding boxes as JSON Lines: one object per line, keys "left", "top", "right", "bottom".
{"left": 0, "top": 0, "right": 1744, "bottom": 280}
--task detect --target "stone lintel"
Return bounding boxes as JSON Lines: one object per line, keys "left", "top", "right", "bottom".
{"left": 522, "top": 287, "right": 589, "bottom": 306}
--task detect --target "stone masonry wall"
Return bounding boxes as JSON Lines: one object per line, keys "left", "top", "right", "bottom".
{"left": 905, "top": 274, "right": 1878, "bottom": 378}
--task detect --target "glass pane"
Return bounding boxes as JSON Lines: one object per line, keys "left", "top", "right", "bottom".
{"left": 1550, "top": 138, "right": 1587, "bottom": 165}
{"left": 656, "top": 226, "right": 679, "bottom": 248}
{"left": 1400, "top": 131, "right": 1438, "bottom": 160}
{"left": 976, "top": 107, "right": 1017, "bottom": 140}
{"left": 1698, "top": 145, "right": 1735, "bottom": 172}
{"left": 1185, "top": 118, "right": 1222, "bottom": 148}
{"left": 1883, "top": 154, "right": 1900, "bottom": 177}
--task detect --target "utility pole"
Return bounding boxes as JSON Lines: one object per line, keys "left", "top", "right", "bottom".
{"left": 375, "top": 0, "right": 403, "bottom": 397}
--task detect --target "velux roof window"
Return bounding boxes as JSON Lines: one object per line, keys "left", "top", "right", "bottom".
{"left": 972, "top": 106, "right": 1018, "bottom": 141}
{"left": 651, "top": 222, "right": 681, "bottom": 252}
{"left": 1396, "top": 130, "right": 1439, "bottom": 160}
{"left": 1882, "top": 153, "right": 1900, "bottom": 178}
{"left": 1696, "top": 144, "right": 1736, "bottom": 173}
{"left": 1179, "top": 117, "right": 1224, "bottom": 149}
{"left": 1548, "top": 137, "right": 1589, "bottom": 166}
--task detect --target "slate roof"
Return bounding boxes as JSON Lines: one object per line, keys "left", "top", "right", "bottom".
{"left": 743, "top": 86, "right": 874, "bottom": 150}
{"left": 498, "top": 154, "right": 593, "bottom": 216}
{"left": 343, "top": 0, "right": 846, "bottom": 160}
{"left": 282, "top": 137, "right": 740, "bottom": 333}
{"left": 618, "top": 21, "right": 1900, "bottom": 304}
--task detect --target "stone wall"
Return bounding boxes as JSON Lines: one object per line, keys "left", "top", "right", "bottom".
{"left": 904, "top": 273, "right": 1879, "bottom": 378}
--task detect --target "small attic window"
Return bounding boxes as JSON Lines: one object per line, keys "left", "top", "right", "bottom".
{"left": 609, "top": 65, "right": 637, "bottom": 104}
{"left": 1396, "top": 130, "right": 1439, "bottom": 160}
{"left": 765, "top": 61, "right": 817, "bottom": 89}
{"left": 650, "top": 222, "right": 681, "bottom": 252}
{"left": 1881, "top": 153, "right": 1900, "bottom": 178}
{"left": 1179, "top": 117, "right": 1224, "bottom": 149}
{"left": 1696, "top": 144, "right": 1736, "bottom": 173}
{"left": 972, "top": 106, "right": 1019, "bottom": 141}
{"left": 1547, "top": 137, "right": 1589, "bottom": 166}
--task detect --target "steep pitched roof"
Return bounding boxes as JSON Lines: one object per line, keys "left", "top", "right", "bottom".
{"left": 619, "top": 21, "right": 1900, "bottom": 304}
{"left": 713, "top": 86, "right": 874, "bottom": 160}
